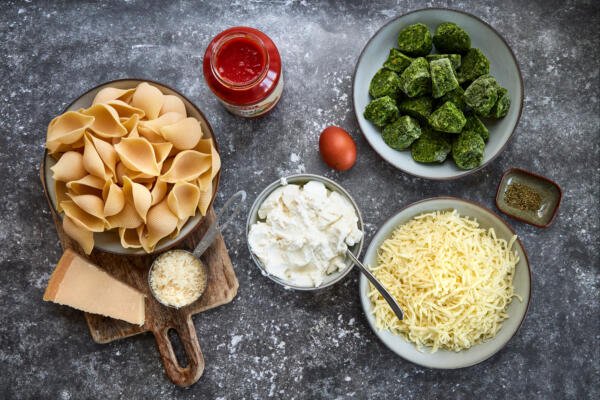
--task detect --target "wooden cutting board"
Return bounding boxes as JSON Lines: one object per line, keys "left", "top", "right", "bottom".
{"left": 41, "top": 168, "right": 239, "bottom": 387}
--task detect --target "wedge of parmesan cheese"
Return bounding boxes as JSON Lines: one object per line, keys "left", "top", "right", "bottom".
{"left": 43, "top": 249, "right": 145, "bottom": 325}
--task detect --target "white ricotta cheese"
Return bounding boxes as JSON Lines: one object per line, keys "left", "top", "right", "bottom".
{"left": 248, "top": 180, "right": 362, "bottom": 287}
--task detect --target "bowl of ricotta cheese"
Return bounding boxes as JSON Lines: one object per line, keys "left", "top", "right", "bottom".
{"left": 246, "top": 174, "right": 364, "bottom": 290}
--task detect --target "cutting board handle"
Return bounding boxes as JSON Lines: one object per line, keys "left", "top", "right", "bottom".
{"left": 153, "top": 316, "right": 205, "bottom": 387}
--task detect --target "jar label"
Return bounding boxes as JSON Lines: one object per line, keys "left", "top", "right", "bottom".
{"left": 219, "top": 74, "right": 284, "bottom": 118}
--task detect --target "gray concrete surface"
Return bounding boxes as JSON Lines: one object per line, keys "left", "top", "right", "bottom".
{"left": 1, "top": 0, "right": 598, "bottom": 399}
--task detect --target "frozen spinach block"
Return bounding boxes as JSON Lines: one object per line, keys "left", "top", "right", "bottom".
{"left": 364, "top": 96, "right": 399, "bottom": 127}
{"left": 426, "top": 54, "right": 461, "bottom": 70}
{"left": 487, "top": 87, "right": 511, "bottom": 118}
{"left": 463, "top": 114, "right": 489, "bottom": 142}
{"left": 397, "top": 23, "right": 433, "bottom": 57}
{"left": 428, "top": 101, "right": 466, "bottom": 133}
{"left": 433, "top": 22, "right": 471, "bottom": 54}
{"left": 383, "top": 49, "right": 413, "bottom": 74}
{"left": 399, "top": 57, "right": 431, "bottom": 98}
{"left": 398, "top": 96, "right": 433, "bottom": 122}
{"left": 382, "top": 115, "right": 422, "bottom": 150}
{"left": 430, "top": 58, "right": 459, "bottom": 98}
{"left": 439, "top": 86, "right": 467, "bottom": 111}
{"left": 464, "top": 74, "right": 500, "bottom": 116}
{"left": 369, "top": 68, "right": 402, "bottom": 99}
{"left": 411, "top": 129, "right": 452, "bottom": 163}
{"left": 452, "top": 130, "right": 485, "bottom": 170}
{"left": 457, "top": 48, "right": 490, "bottom": 83}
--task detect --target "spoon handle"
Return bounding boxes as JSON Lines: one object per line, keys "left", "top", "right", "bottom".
{"left": 192, "top": 190, "right": 247, "bottom": 259}
{"left": 346, "top": 250, "right": 404, "bottom": 321}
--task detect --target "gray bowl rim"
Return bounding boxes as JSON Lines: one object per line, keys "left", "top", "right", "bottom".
{"left": 359, "top": 195, "right": 532, "bottom": 368}
{"left": 246, "top": 173, "right": 365, "bottom": 291}
{"left": 351, "top": 7, "right": 525, "bottom": 181}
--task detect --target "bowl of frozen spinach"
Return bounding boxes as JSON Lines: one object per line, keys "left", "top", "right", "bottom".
{"left": 353, "top": 8, "right": 523, "bottom": 180}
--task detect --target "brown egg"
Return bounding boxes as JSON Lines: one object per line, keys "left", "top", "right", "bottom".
{"left": 318, "top": 126, "right": 357, "bottom": 171}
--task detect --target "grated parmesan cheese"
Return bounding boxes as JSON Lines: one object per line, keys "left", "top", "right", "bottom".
{"left": 149, "top": 250, "right": 208, "bottom": 308}
{"left": 368, "top": 210, "right": 520, "bottom": 352}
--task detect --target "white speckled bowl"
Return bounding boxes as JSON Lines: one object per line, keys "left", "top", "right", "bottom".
{"left": 359, "top": 197, "right": 531, "bottom": 369}
{"left": 353, "top": 8, "right": 524, "bottom": 180}
{"left": 246, "top": 174, "right": 364, "bottom": 291}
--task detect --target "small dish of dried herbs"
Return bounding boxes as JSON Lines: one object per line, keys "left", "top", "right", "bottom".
{"left": 496, "top": 168, "right": 562, "bottom": 228}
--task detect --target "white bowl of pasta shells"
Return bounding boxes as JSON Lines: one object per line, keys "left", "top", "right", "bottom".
{"left": 359, "top": 197, "right": 531, "bottom": 369}
{"left": 43, "top": 79, "right": 221, "bottom": 255}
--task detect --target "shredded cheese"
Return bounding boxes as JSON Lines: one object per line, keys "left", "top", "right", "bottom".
{"left": 150, "top": 250, "right": 207, "bottom": 308}
{"left": 368, "top": 210, "right": 520, "bottom": 352}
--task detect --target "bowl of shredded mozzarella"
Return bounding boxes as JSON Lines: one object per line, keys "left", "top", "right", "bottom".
{"left": 359, "top": 197, "right": 531, "bottom": 369}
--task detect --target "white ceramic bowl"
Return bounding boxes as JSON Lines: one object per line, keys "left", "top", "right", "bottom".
{"left": 43, "top": 79, "right": 220, "bottom": 255}
{"left": 353, "top": 8, "right": 524, "bottom": 180}
{"left": 359, "top": 197, "right": 531, "bottom": 369}
{"left": 246, "top": 174, "right": 364, "bottom": 291}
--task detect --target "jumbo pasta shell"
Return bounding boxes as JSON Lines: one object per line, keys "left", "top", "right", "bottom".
{"left": 167, "top": 182, "right": 200, "bottom": 220}
{"left": 137, "top": 125, "right": 165, "bottom": 143}
{"left": 141, "top": 198, "right": 178, "bottom": 251}
{"left": 123, "top": 176, "right": 152, "bottom": 223}
{"left": 50, "top": 151, "right": 87, "bottom": 182}
{"left": 82, "top": 104, "right": 127, "bottom": 139}
{"left": 150, "top": 179, "right": 167, "bottom": 206}
{"left": 55, "top": 180, "right": 68, "bottom": 213}
{"left": 61, "top": 200, "right": 105, "bottom": 232}
{"left": 130, "top": 82, "right": 164, "bottom": 120}
{"left": 106, "top": 201, "right": 143, "bottom": 229}
{"left": 159, "top": 94, "right": 187, "bottom": 117}
{"left": 160, "top": 150, "right": 211, "bottom": 183}
{"left": 92, "top": 87, "right": 135, "bottom": 105}
{"left": 46, "top": 111, "right": 95, "bottom": 148}
{"left": 121, "top": 114, "right": 140, "bottom": 137}
{"left": 114, "top": 137, "right": 161, "bottom": 176}
{"left": 194, "top": 138, "right": 221, "bottom": 179}
{"left": 140, "top": 112, "right": 184, "bottom": 132}
{"left": 160, "top": 118, "right": 203, "bottom": 150}
{"left": 105, "top": 100, "right": 146, "bottom": 119}
{"left": 66, "top": 174, "right": 105, "bottom": 196}
{"left": 83, "top": 134, "right": 111, "bottom": 180}
{"left": 67, "top": 193, "right": 105, "bottom": 220}
{"left": 197, "top": 181, "right": 213, "bottom": 216}
{"left": 89, "top": 134, "right": 118, "bottom": 178}
{"left": 63, "top": 216, "right": 94, "bottom": 255}
{"left": 118, "top": 227, "right": 143, "bottom": 249}
{"left": 102, "top": 181, "right": 125, "bottom": 217}
{"left": 46, "top": 138, "right": 85, "bottom": 156}
{"left": 151, "top": 142, "right": 173, "bottom": 166}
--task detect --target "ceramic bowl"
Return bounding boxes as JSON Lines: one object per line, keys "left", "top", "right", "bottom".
{"left": 353, "top": 8, "right": 524, "bottom": 180}
{"left": 359, "top": 197, "right": 531, "bottom": 369}
{"left": 246, "top": 174, "right": 364, "bottom": 291}
{"left": 496, "top": 168, "right": 562, "bottom": 228}
{"left": 42, "top": 78, "right": 220, "bottom": 255}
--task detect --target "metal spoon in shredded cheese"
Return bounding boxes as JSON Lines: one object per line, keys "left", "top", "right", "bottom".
{"left": 346, "top": 250, "right": 404, "bottom": 320}
{"left": 148, "top": 190, "right": 247, "bottom": 308}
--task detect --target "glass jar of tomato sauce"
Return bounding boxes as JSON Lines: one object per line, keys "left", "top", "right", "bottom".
{"left": 203, "top": 27, "right": 283, "bottom": 118}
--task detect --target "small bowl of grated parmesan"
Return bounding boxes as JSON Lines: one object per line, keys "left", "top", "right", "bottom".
{"left": 149, "top": 190, "right": 246, "bottom": 308}
{"left": 149, "top": 250, "right": 208, "bottom": 308}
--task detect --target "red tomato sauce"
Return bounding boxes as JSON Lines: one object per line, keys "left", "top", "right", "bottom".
{"left": 215, "top": 36, "right": 265, "bottom": 84}
{"left": 203, "top": 27, "right": 283, "bottom": 117}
